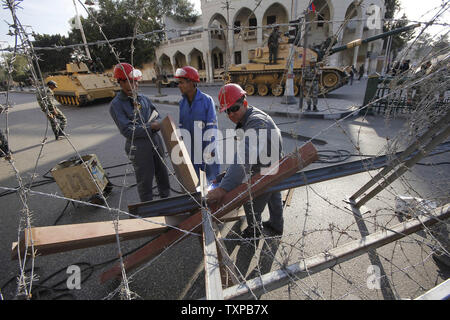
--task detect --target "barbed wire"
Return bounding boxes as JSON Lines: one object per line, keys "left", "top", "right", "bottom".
{"left": 1, "top": 17, "right": 449, "bottom": 53}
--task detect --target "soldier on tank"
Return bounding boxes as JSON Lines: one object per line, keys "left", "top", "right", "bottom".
{"left": 268, "top": 26, "right": 281, "bottom": 65}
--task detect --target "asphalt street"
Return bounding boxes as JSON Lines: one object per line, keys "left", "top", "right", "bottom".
{"left": 0, "top": 81, "right": 448, "bottom": 300}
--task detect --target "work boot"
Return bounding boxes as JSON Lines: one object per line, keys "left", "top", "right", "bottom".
{"left": 263, "top": 221, "right": 283, "bottom": 235}
{"left": 240, "top": 226, "right": 261, "bottom": 240}
{"left": 54, "top": 130, "right": 62, "bottom": 140}
{"left": 313, "top": 106, "right": 318, "bottom": 112}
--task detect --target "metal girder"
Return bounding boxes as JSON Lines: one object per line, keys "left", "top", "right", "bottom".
{"left": 127, "top": 141, "right": 450, "bottom": 218}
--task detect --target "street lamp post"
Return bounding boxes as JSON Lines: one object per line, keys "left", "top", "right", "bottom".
{"left": 72, "top": 0, "right": 91, "bottom": 60}
{"left": 282, "top": 0, "right": 298, "bottom": 105}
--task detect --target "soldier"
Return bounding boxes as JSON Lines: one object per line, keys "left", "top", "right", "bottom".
{"left": 95, "top": 57, "right": 105, "bottom": 73}
{"left": 86, "top": 59, "right": 97, "bottom": 73}
{"left": 36, "top": 80, "right": 67, "bottom": 140}
{"left": 303, "top": 58, "right": 320, "bottom": 112}
{"left": 268, "top": 26, "right": 280, "bottom": 64}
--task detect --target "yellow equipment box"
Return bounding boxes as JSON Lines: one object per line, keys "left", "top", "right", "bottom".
{"left": 51, "top": 154, "right": 108, "bottom": 200}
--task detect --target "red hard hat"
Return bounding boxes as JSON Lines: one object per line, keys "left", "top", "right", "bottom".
{"left": 175, "top": 66, "right": 200, "bottom": 82}
{"left": 218, "top": 83, "right": 247, "bottom": 112}
{"left": 114, "top": 63, "right": 142, "bottom": 81}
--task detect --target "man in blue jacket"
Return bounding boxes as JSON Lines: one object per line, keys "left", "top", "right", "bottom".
{"left": 175, "top": 66, "right": 220, "bottom": 183}
{"left": 109, "top": 63, "right": 170, "bottom": 202}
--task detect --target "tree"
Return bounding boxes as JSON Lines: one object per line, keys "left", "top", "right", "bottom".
{"left": 68, "top": 0, "right": 199, "bottom": 68}
{"left": 0, "top": 53, "right": 30, "bottom": 85}
{"left": 383, "top": 0, "right": 415, "bottom": 58}
{"left": 32, "top": 34, "right": 75, "bottom": 73}
{"left": 388, "top": 14, "right": 416, "bottom": 57}
{"left": 29, "top": 0, "right": 199, "bottom": 72}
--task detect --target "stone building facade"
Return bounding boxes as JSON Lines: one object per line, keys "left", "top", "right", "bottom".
{"left": 155, "top": 0, "right": 386, "bottom": 82}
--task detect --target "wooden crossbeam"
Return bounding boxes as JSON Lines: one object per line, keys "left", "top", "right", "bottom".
{"left": 11, "top": 209, "right": 246, "bottom": 260}
{"left": 159, "top": 115, "right": 198, "bottom": 192}
{"left": 100, "top": 142, "right": 318, "bottom": 283}
{"left": 200, "top": 170, "right": 223, "bottom": 299}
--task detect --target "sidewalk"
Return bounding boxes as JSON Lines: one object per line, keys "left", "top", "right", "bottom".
{"left": 148, "top": 93, "right": 360, "bottom": 120}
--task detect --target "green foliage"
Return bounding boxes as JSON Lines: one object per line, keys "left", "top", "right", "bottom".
{"left": 32, "top": 34, "right": 75, "bottom": 73}
{"left": 384, "top": 0, "right": 401, "bottom": 20}
{"left": 383, "top": 0, "right": 415, "bottom": 57}
{"left": 30, "top": 0, "right": 199, "bottom": 72}
{"left": 388, "top": 14, "right": 415, "bottom": 55}
{"left": 0, "top": 53, "right": 30, "bottom": 84}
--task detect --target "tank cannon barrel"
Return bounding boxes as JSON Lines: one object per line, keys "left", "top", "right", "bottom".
{"left": 326, "top": 23, "right": 421, "bottom": 57}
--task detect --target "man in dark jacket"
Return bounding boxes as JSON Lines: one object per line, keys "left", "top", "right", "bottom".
{"left": 207, "top": 84, "right": 284, "bottom": 239}
{"left": 109, "top": 63, "right": 170, "bottom": 202}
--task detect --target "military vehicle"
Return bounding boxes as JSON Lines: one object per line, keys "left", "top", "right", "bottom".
{"left": 223, "top": 24, "right": 420, "bottom": 96}
{"left": 45, "top": 61, "right": 120, "bottom": 106}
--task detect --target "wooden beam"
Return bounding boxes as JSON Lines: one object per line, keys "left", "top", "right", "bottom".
{"left": 415, "top": 279, "right": 450, "bottom": 300}
{"left": 283, "top": 189, "right": 295, "bottom": 209}
{"left": 100, "top": 142, "right": 318, "bottom": 282}
{"left": 159, "top": 115, "right": 198, "bottom": 192}
{"left": 220, "top": 203, "right": 450, "bottom": 300}
{"left": 200, "top": 170, "right": 223, "bottom": 300}
{"left": 11, "top": 209, "right": 246, "bottom": 260}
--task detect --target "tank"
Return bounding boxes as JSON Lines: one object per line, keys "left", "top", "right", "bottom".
{"left": 223, "top": 24, "right": 420, "bottom": 97}
{"left": 45, "top": 62, "right": 120, "bottom": 106}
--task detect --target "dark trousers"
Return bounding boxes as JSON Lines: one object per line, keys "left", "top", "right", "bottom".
{"left": 125, "top": 134, "right": 170, "bottom": 202}
{"left": 0, "top": 129, "right": 9, "bottom": 156}
{"left": 243, "top": 191, "right": 283, "bottom": 231}
{"left": 269, "top": 46, "right": 278, "bottom": 64}
{"left": 46, "top": 107, "right": 67, "bottom": 136}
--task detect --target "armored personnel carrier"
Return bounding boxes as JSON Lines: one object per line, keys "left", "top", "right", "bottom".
{"left": 45, "top": 61, "right": 120, "bottom": 106}
{"left": 224, "top": 24, "right": 420, "bottom": 96}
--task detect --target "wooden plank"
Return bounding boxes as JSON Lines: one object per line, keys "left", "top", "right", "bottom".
{"left": 415, "top": 279, "right": 450, "bottom": 300}
{"left": 159, "top": 115, "right": 198, "bottom": 192}
{"left": 100, "top": 142, "right": 318, "bottom": 282}
{"left": 283, "top": 189, "right": 295, "bottom": 208}
{"left": 11, "top": 209, "right": 246, "bottom": 260}
{"left": 200, "top": 170, "right": 224, "bottom": 300}
{"left": 221, "top": 203, "right": 450, "bottom": 300}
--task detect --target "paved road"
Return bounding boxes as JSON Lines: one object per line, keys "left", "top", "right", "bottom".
{"left": 0, "top": 84, "right": 448, "bottom": 301}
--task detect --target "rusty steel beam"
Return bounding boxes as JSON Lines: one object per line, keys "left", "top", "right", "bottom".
{"left": 100, "top": 142, "right": 318, "bottom": 283}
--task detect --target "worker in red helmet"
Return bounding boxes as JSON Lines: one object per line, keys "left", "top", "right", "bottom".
{"left": 207, "top": 83, "right": 285, "bottom": 239}
{"left": 109, "top": 62, "right": 170, "bottom": 202}
{"left": 175, "top": 66, "right": 220, "bottom": 183}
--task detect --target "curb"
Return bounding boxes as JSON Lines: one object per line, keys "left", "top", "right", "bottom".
{"left": 151, "top": 96, "right": 360, "bottom": 121}
{"left": 263, "top": 105, "right": 360, "bottom": 120}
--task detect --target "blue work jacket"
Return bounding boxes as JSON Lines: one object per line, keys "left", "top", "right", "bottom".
{"left": 179, "top": 89, "right": 220, "bottom": 183}
{"left": 110, "top": 91, "right": 160, "bottom": 141}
